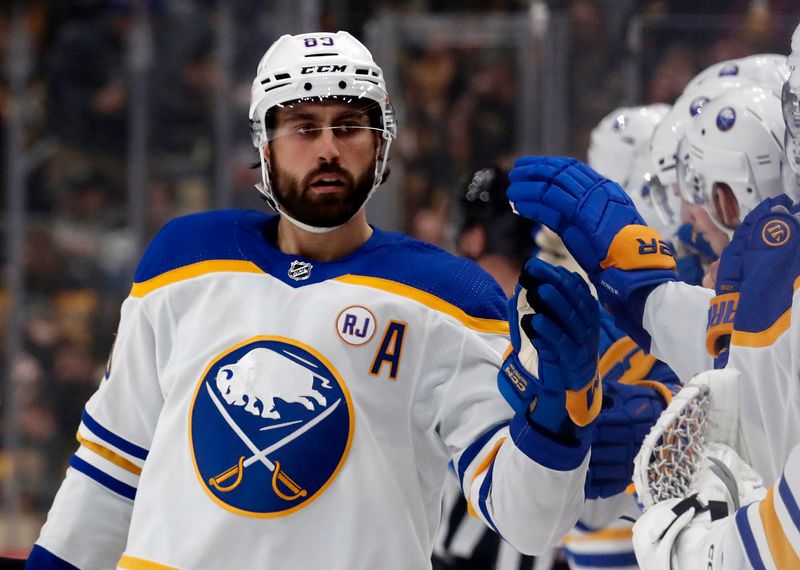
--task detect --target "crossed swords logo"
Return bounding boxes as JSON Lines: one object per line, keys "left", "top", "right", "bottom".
{"left": 205, "top": 383, "right": 341, "bottom": 501}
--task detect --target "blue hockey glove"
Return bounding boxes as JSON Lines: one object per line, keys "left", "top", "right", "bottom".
{"left": 675, "top": 252, "right": 705, "bottom": 287}
{"left": 585, "top": 371, "right": 674, "bottom": 499}
{"left": 676, "top": 223, "right": 718, "bottom": 261}
{"left": 508, "top": 157, "right": 678, "bottom": 347}
{"left": 498, "top": 258, "right": 601, "bottom": 441}
{"left": 707, "top": 194, "right": 799, "bottom": 366}
{"left": 590, "top": 306, "right": 678, "bottom": 499}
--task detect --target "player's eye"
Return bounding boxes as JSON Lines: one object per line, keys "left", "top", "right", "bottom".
{"left": 294, "top": 124, "right": 321, "bottom": 137}
{"left": 331, "top": 122, "right": 364, "bottom": 136}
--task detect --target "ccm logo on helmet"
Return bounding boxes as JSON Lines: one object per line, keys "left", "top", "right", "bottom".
{"left": 301, "top": 64, "right": 347, "bottom": 74}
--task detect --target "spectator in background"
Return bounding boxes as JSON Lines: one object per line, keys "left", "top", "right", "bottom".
{"left": 396, "top": 42, "right": 460, "bottom": 229}
{"left": 45, "top": 4, "right": 129, "bottom": 154}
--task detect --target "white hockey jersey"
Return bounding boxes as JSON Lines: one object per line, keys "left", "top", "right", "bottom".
{"left": 640, "top": 224, "right": 800, "bottom": 484}
{"left": 30, "top": 210, "right": 589, "bottom": 570}
{"left": 677, "top": 443, "right": 800, "bottom": 569}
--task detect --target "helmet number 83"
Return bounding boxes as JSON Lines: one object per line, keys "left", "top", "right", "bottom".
{"left": 304, "top": 37, "right": 334, "bottom": 47}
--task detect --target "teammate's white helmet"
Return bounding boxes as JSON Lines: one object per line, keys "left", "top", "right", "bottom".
{"left": 677, "top": 85, "right": 785, "bottom": 234}
{"left": 587, "top": 104, "right": 673, "bottom": 236}
{"left": 685, "top": 53, "right": 789, "bottom": 93}
{"left": 248, "top": 31, "right": 396, "bottom": 233}
{"left": 782, "top": 24, "right": 800, "bottom": 199}
{"left": 648, "top": 75, "right": 760, "bottom": 230}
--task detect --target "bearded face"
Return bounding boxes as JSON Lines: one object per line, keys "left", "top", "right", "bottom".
{"left": 269, "top": 153, "right": 377, "bottom": 229}
{"left": 265, "top": 100, "right": 381, "bottom": 229}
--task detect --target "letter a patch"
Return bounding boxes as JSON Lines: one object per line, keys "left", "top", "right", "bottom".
{"left": 369, "top": 321, "right": 407, "bottom": 380}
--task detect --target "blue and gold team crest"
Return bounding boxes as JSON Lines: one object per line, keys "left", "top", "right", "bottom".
{"left": 189, "top": 336, "right": 354, "bottom": 517}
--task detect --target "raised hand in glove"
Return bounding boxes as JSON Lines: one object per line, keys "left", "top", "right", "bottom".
{"left": 707, "top": 194, "right": 798, "bottom": 367}
{"left": 498, "top": 257, "right": 601, "bottom": 443}
{"left": 507, "top": 157, "right": 678, "bottom": 349}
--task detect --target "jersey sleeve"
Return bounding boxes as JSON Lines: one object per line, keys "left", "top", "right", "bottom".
{"left": 32, "top": 293, "right": 163, "bottom": 568}
{"left": 430, "top": 312, "right": 588, "bottom": 556}
{"left": 641, "top": 281, "right": 714, "bottom": 383}
{"left": 699, "top": 444, "right": 800, "bottom": 570}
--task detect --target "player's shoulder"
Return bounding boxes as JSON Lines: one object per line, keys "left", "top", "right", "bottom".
{"left": 359, "top": 230, "right": 509, "bottom": 323}
{"left": 134, "top": 209, "right": 265, "bottom": 284}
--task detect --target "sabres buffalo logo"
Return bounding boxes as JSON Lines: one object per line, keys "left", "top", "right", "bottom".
{"left": 189, "top": 336, "right": 354, "bottom": 517}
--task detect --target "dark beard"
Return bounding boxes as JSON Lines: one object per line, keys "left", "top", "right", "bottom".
{"left": 270, "top": 161, "right": 375, "bottom": 229}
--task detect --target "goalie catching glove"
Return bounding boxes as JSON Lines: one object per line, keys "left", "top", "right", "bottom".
{"left": 508, "top": 157, "right": 678, "bottom": 349}
{"left": 498, "top": 257, "right": 601, "bottom": 443}
{"left": 632, "top": 442, "right": 765, "bottom": 570}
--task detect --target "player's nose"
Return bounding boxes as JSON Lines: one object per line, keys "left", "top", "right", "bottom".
{"left": 315, "top": 128, "right": 342, "bottom": 162}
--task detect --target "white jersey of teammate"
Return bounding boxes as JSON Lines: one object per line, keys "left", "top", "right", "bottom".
{"left": 700, "top": 442, "right": 800, "bottom": 569}
{"left": 635, "top": 440, "right": 800, "bottom": 569}
{"left": 31, "top": 211, "right": 589, "bottom": 569}
{"left": 631, "top": 202, "right": 800, "bottom": 568}
{"left": 640, "top": 250, "right": 800, "bottom": 484}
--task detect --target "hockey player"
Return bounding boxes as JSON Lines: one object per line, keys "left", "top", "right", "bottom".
{"left": 505, "top": 80, "right": 799, "bottom": 570}
{"left": 647, "top": 54, "right": 788, "bottom": 238}
{"left": 630, "top": 36, "right": 800, "bottom": 569}
{"left": 436, "top": 166, "right": 675, "bottom": 570}
{"left": 587, "top": 103, "right": 708, "bottom": 285}
{"left": 632, "top": 194, "right": 800, "bottom": 569}
{"left": 27, "top": 32, "right": 602, "bottom": 569}
{"left": 588, "top": 104, "right": 672, "bottom": 239}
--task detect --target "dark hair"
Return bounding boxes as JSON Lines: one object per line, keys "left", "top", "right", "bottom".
{"left": 458, "top": 166, "right": 537, "bottom": 261}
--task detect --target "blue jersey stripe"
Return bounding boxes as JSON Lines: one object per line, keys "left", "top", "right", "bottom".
{"left": 574, "top": 520, "right": 598, "bottom": 533}
{"left": 778, "top": 475, "right": 800, "bottom": 534}
{"left": 25, "top": 545, "right": 80, "bottom": 569}
{"left": 70, "top": 455, "right": 137, "bottom": 501}
{"left": 456, "top": 422, "right": 507, "bottom": 486}
{"left": 477, "top": 461, "right": 499, "bottom": 534}
{"left": 82, "top": 410, "right": 148, "bottom": 461}
{"left": 735, "top": 506, "right": 767, "bottom": 570}
{"left": 565, "top": 550, "right": 638, "bottom": 568}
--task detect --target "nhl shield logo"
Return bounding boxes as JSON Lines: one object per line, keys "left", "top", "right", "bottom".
{"left": 190, "top": 336, "right": 354, "bottom": 517}
{"left": 288, "top": 260, "right": 313, "bottom": 281}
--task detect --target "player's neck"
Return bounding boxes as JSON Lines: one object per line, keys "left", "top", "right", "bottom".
{"left": 276, "top": 212, "right": 372, "bottom": 261}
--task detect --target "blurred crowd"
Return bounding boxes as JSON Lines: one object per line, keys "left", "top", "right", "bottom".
{"left": 1, "top": 0, "right": 799, "bottom": 553}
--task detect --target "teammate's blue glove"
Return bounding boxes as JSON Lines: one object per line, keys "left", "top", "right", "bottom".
{"left": 508, "top": 157, "right": 678, "bottom": 348}
{"left": 585, "top": 371, "right": 673, "bottom": 499}
{"left": 675, "top": 252, "right": 705, "bottom": 287}
{"left": 498, "top": 258, "right": 601, "bottom": 442}
{"left": 676, "top": 223, "right": 718, "bottom": 261}
{"left": 707, "top": 194, "right": 797, "bottom": 366}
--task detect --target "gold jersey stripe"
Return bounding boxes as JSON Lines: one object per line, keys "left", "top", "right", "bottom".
{"left": 466, "top": 437, "right": 507, "bottom": 519}
{"left": 759, "top": 484, "right": 800, "bottom": 568}
{"left": 334, "top": 275, "right": 509, "bottom": 334}
{"left": 118, "top": 555, "right": 178, "bottom": 569}
{"left": 731, "top": 309, "right": 791, "bottom": 348}
{"left": 562, "top": 526, "right": 634, "bottom": 544}
{"left": 130, "top": 260, "right": 265, "bottom": 298}
{"left": 76, "top": 433, "right": 142, "bottom": 476}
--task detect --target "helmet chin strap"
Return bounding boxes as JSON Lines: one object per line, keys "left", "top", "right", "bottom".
{"left": 255, "top": 150, "right": 379, "bottom": 235}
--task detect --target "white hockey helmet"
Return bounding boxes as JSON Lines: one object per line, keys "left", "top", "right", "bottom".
{"left": 676, "top": 85, "right": 785, "bottom": 234}
{"left": 248, "top": 31, "right": 396, "bottom": 233}
{"left": 587, "top": 104, "right": 674, "bottom": 236}
{"left": 685, "top": 53, "right": 789, "bottom": 93}
{"left": 781, "top": 24, "right": 800, "bottom": 199}
{"left": 648, "top": 75, "right": 760, "bottom": 230}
